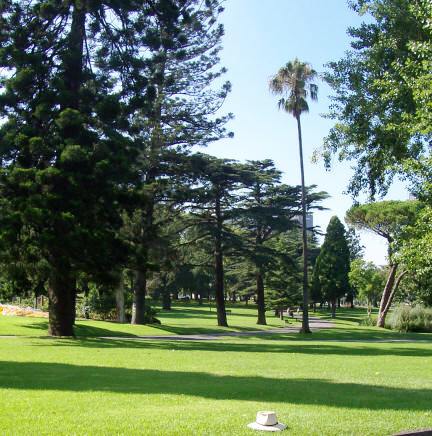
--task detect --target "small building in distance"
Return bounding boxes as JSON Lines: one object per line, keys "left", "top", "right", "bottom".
{"left": 294, "top": 213, "right": 313, "bottom": 231}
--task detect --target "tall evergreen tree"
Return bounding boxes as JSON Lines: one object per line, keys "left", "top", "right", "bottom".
{"left": 186, "top": 154, "right": 247, "bottom": 327}
{"left": 236, "top": 160, "right": 327, "bottom": 324}
{"left": 0, "top": 1, "right": 165, "bottom": 335}
{"left": 126, "top": 0, "right": 231, "bottom": 324}
{"left": 312, "top": 216, "right": 350, "bottom": 318}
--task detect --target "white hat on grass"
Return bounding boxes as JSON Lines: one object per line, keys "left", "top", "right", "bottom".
{"left": 247, "top": 411, "right": 286, "bottom": 432}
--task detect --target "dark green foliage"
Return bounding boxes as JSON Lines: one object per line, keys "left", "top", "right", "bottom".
{"left": 234, "top": 159, "right": 327, "bottom": 324}
{"left": 186, "top": 154, "right": 250, "bottom": 327}
{"left": 346, "top": 228, "right": 364, "bottom": 262}
{"left": 312, "top": 216, "right": 350, "bottom": 317}
{"left": 122, "top": 0, "right": 231, "bottom": 324}
{"left": 0, "top": 1, "right": 155, "bottom": 335}
{"left": 266, "top": 229, "right": 320, "bottom": 312}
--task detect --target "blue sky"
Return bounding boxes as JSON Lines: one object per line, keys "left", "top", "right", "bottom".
{"left": 205, "top": 0, "right": 408, "bottom": 265}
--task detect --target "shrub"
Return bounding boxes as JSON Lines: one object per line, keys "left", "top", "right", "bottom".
{"left": 77, "top": 289, "right": 161, "bottom": 324}
{"left": 359, "top": 314, "right": 377, "bottom": 326}
{"left": 387, "top": 305, "right": 432, "bottom": 332}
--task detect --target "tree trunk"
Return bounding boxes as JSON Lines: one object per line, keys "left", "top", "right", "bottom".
{"left": 377, "top": 263, "right": 398, "bottom": 327}
{"left": 162, "top": 291, "right": 171, "bottom": 310}
{"left": 115, "top": 271, "right": 125, "bottom": 323}
{"left": 331, "top": 299, "right": 336, "bottom": 319}
{"left": 71, "top": 279, "right": 77, "bottom": 325}
{"left": 377, "top": 268, "right": 407, "bottom": 328}
{"left": 256, "top": 270, "right": 266, "bottom": 325}
{"left": 48, "top": 265, "right": 74, "bottom": 337}
{"left": 63, "top": 1, "right": 85, "bottom": 112}
{"left": 214, "top": 195, "right": 228, "bottom": 327}
{"left": 132, "top": 269, "right": 146, "bottom": 324}
{"left": 296, "top": 115, "right": 311, "bottom": 334}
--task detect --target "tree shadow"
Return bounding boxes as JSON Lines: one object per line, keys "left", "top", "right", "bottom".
{"left": 32, "top": 336, "right": 432, "bottom": 357}
{"left": 0, "top": 360, "right": 429, "bottom": 412}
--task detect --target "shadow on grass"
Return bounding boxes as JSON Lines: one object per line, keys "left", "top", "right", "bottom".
{"left": 0, "top": 360, "right": 430, "bottom": 411}
{"left": 19, "top": 319, "right": 284, "bottom": 338}
{"left": 20, "top": 321, "right": 139, "bottom": 338}
{"left": 31, "top": 336, "right": 432, "bottom": 357}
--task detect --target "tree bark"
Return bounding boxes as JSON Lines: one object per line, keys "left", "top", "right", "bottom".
{"left": 377, "top": 269, "right": 407, "bottom": 327}
{"left": 48, "top": 264, "right": 74, "bottom": 336}
{"left": 214, "top": 194, "right": 228, "bottom": 327}
{"left": 115, "top": 271, "right": 126, "bottom": 323}
{"left": 132, "top": 269, "right": 146, "bottom": 324}
{"left": 162, "top": 291, "right": 172, "bottom": 310}
{"left": 71, "top": 279, "right": 77, "bottom": 325}
{"left": 377, "top": 263, "right": 398, "bottom": 327}
{"left": 296, "top": 115, "right": 311, "bottom": 334}
{"left": 256, "top": 270, "right": 266, "bottom": 325}
{"left": 330, "top": 299, "right": 336, "bottom": 319}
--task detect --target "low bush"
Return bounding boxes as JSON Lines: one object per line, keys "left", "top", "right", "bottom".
{"left": 359, "top": 314, "right": 378, "bottom": 326}
{"left": 387, "top": 305, "right": 432, "bottom": 332}
{"left": 76, "top": 289, "right": 161, "bottom": 324}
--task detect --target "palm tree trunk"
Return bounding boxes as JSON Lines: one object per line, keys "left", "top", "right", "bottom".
{"left": 296, "top": 114, "right": 311, "bottom": 334}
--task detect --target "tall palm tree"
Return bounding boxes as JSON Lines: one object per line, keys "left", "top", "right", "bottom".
{"left": 269, "top": 58, "right": 318, "bottom": 334}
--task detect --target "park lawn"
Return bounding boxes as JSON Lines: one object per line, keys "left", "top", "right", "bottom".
{"left": 1, "top": 305, "right": 431, "bottom": 435}
{"left": 1, "top": 304, "right": 431, "bottom": 342}
{"left": 1, "top": 334, "right": 432, "bottom": 435}
{"left": 0, "top": 303, "right": 292, "bottom": 338}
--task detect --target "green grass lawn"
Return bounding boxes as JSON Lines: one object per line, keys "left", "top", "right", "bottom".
{"left": 1, "top": 304, "right": 431, "bottom": 435}
{"left": 0, "top": 302, "right": 293, "bottom": 337}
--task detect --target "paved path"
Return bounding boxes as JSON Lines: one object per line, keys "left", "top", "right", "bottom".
{"left": 99, "top": 317, "right": 334, "bottom": 341}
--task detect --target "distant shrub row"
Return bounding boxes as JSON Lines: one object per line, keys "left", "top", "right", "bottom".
{"left": 387, "top": 305, "right": 432, "bottom": 333}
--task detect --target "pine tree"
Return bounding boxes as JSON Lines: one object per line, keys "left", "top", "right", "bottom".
{"left": 312, "top": 216, "right": 350, "bottom": 318}
{"left": 0, "top": 1, "right": 164, "bottom": 335}
{"left": 125, "top": 0, "right": 231, "bottom": 324}
{"left": 186, "top": 154, "right": 247, "bottom": 327}
{"left": 236, "top": 160, "right": 327, "bottom": 324}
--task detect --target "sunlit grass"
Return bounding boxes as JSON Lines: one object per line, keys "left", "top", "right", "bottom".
{"left": 1, "top": 332, "right": 431, "bottom": 435}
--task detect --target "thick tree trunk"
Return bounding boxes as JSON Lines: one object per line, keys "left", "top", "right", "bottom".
{"left": 256, "top": 270, "right": 266, "bottom": 325}
{"left": 115, "top": 271, "right": 125, "bottom": 323}
{"left": 377, "top": 263, "right": 398, "bottom": 328}
{"left": 48, "top": 265, "right": 74, "bottom": 336}
{"left": 296, "top": 115, "right": 311, "bottom": 334}
{"left": 132, "top": 269, "right": 146, "bottom": 324}
{"left": 71, "top": 279, "right": 77, "bottom": 325}
{"left": 214, "top": 195, "right": 228, "bottom": 327}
